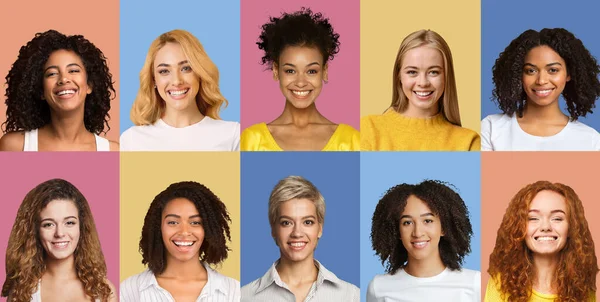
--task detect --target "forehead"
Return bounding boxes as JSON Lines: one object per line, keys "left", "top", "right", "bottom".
{"left": 524, "top": 45, "right": 565, "bottom": 65}
{"left": 154, "top": 42, "right": 187, "bottom": 65}
{"left": 40, "top": 199, "right": 78, "bottom": 218}
{"left": 402, "top": 45, "right": 443, "bottom": 67}
{"left": 529, "top": 190, "right": 567, "bottom": 212}
{"left": 279, "top": 45, "right": 324, "bottom": 65}
{"left": 278, "top": 198, "right": 317, "bottom": 217}
{"left": 162, "top": 197, "right": 199, "bottom": 216}
{"left": 402, "top": 195, "right": 434, "bottom": 215}
{"left": 44, "top": 49, "right": 84, "bottom": 68}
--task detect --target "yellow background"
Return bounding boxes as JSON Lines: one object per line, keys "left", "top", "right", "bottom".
{"left": 120, "top": 152, "right": 240, "bottom": 281}
{"left": 360, "top": 0, "right": 481, "bottom": 133}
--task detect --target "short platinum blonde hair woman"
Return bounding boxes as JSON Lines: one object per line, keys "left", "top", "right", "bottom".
{"left": 391, "top": 29, "right": 462, "bottom": 126}
{"left": 130, "top": 29, "right": 228, "bottom": 125}
{"left": 268, "top": 176, "right": 325, "bottom": 228}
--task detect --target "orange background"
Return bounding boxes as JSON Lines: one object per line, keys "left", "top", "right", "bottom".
{"left": 0, "top": 0, "right": 120, "bottom": 142}
{"left": 481, "top": 152, "right": 600, "bottom": 300}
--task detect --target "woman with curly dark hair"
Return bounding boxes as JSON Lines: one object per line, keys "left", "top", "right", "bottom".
{"left": 2, "top": 178, "right": 116, "bottom": 302}
{"left": 120, "top": 181, "right": 240, "bottom": 301}
{"left": 0, "top": 30, "right": 118, "bottom": 151}
{"left": 481, "top": 28, "right": 600, "bottom": 151}
{"left": 485, "top": 181, "right": 597, "bottom": 301}
{"left": 367, "top": 180, "right": 479, "bottom": 302}
{"left": 240, "top": 8, "right": 359, "bottom": 151}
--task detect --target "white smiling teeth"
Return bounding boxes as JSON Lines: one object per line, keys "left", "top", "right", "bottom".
{"left": 169, "top": 89, "right": 189, "bottom": 96}
{"left": 57, "top": 90, "right": 75, "bottom": 96}
{"left": 53, "top": 242, "right": 68, "bottom": 247}
{"left": 292, "top": 90, "right": 309, "bottom": 96}
{"left": 413, "top": 242, "right": 427, "bottom": 247}
{"left": 536, "top": 237, "right": 556, "bottom": 241}
{"left": 174, "top": 241, "right": 193, "bottom": 246}
{"left": 290, "top": 242, "right": 306, "bottom": 247}
{"left": 415, "top": 91, "right": 433, "bottom": 96}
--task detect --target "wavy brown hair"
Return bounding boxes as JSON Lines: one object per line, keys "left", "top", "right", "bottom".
{"left": 1, "top": 179, "right": 112, "bottom": 302}
{"left": 488, "top": 181, "right": 598, "bottom": 301}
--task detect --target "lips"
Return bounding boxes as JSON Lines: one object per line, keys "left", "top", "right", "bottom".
{"left": 288, "top": 241, "right": 307, "bottom": 251}
{"left": 411, "top": 240, "right": 430, "bottom": 249}
{"left": 51, "top": 241, "right": 69, "bottom": 249}
{"left": 291, "top": 90, "right": 311, "bottom": 99}
{"left": 414, "top": 91, "right": 434, "bottom": 100}
{"left": 532, "top": 88, "right": 554, "bottom": 97}
{"left": 534, "top": 236, "right": 558, "bottom": 242}
{"left": 54, "top": 88, "right": 78, "bottom": 99}
{"left": 167, "top": 88, "right": 190, "bottom": 99}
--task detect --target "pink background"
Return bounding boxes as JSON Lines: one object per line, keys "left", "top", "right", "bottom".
{"left": 0, "top": 152, "right": 119, "bottom": 297}
{"left": 240, "top": 0, "right": 360, "bottom": 130}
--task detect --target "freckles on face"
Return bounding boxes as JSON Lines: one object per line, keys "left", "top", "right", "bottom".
{"left": 42, "top": 49, "right": 92, "bottom": 112}
{"left": 153, "top": 42, "right": 201, "bottom": 112}
{"left": 274, "top": 46, "right": 327, "bottom": 110}
{"left": 525, "top": 190, "right": 569, "bottom": 256}
{"left": 399, "top": 195, "right": 443, "bottom": 263}
{"left": 38, "top": 199, "right": 80, "bottom": 261}
{"left": 161, "top": 198, "right": 205, "bottom": 263}
{"left": 400, "top": 46, "right": 445, "bottom": 117}
{"left": 273, "top": 198, "right": 322, "bottom": 263}
{"left": 521, "top": 45, "right": 570, "bottom": 107}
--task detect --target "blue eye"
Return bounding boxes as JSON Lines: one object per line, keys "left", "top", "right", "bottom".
{"left": 182, "top": 66, "right": 192, "bottom": 72}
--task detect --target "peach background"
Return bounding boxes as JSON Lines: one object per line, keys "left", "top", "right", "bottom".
{"left": 481, "top": 152, "right": 600, "bottom": 300}
{"left": 0, "top": 0, "right": 120, "bottom": 142}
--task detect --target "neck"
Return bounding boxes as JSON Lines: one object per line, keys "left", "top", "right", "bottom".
{"left": 521, "top": 100, "right": 567, "bottom": 122}
{"left": 404, "top": 254, "right": 446, "bottom": 277}
{"left": 401, "top": 104, "right": 440, "bottom": 119}
{"left": 532, "top": 253, "right": 559, "bottom": 293}
{"left": 161, "top": 257, "right": 206, "bottom": 279}
{"left": 162, "top": 106, "right": 205, "bottom": 128}
{"left": 275, "top": 101, "right": 326, "bottom": 127}
{"left": 46, "top": 111, "right": 91, "bottom": 141}
{"left": 44, "top": 255, "right": 77, "bottom": 280}
{"left": 276, "top": 255, "right": 318, "bottom": 285}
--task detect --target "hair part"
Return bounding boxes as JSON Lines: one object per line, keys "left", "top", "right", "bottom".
{"left": 130, "top": 29, "right": 228, "bottom": 125}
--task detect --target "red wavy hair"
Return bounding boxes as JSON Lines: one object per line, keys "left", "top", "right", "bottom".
{"left": 488, "top": 181, "right": 598, "bottom": 301}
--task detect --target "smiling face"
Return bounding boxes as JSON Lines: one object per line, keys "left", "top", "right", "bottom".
{"left": 38, "top": 199, "right": 80, "bottom": 261}
{"left": 161, "top": 198, "right": 204, "bottom": 264}
{"left": 42, "top": 49, "right": 92, "bottom": 113}
{"left": 525, "top": 190, "right": 569, "bottom": 256}
{"left": 400, "top": 45, "right": 445, "bottom": 117}
{"left": 399, "top": 195, "right": 443, "bottom": 263}
{"left": 522, "top": 45, "right": 570, "bottom": 107}
{"left": 273, "top": 198, "right": 323, "bottom": 263}
{"left": 153, "top": 42, "right": 201, "bottom": 114}
{"left": 273, "top": 46, "right": 328, "bottom": 109}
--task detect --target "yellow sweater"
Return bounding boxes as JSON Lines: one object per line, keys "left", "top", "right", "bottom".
{"left": 240, "top": 123, "right": 360, "bottom": 151}
{"left": 360, "top": 110, "right": 480, "bottom": 151}
{"left": 484, "top": 277, "right": 596, "bottom": 302}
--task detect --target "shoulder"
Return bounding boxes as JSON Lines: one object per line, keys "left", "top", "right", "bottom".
{"left": 367, "top": 273, "right": 395, "bottom": 300}
{"left": 336, "top": 123, "right": 359, "bottom": 136}
{"left": 105, "top": 279, "right": 118, "bottom": 302}
{"left": 0, "top": 131, "right": 25, "bottom": 151}
{"left": 448, "top": 268, "right": 481, "bottom": 281}
{"left": 109, "top": 140, "right": 119, "bottom": 151}
{"left": 204, "top": 117, "right": 240, "bottom": 131}
{"left": 482, "top": 114, "right": 512, "bottom": 128}
{"left": 568, "top": 120, "right": 600, "bottom": 136}
{"left": 241, "top": 123, "right": 268, "bottom": 140}
{"left": 120, "top": 270, "right": 153, "bottom": 298}
{"left": 360, "top": 114, "right": 389, "bottom": 127}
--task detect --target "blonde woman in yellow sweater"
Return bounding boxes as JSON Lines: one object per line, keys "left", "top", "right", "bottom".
{"left": 361, "top": 30, "right": 480, "bottom": 151}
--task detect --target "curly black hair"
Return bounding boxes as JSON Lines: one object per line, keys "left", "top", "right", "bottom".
{"left": 2, "top": 30, "right": 115, "bottom": 134}
{"left": 139, "top": 181, "right": 232, "bottom": 275}
{"left": 371, "top": 180, "right": 473, "bottom": 274}
{"left": 257, "top": 7, "right": 340, "bottom": 68}
{"left": 492, "top": 28, "right": 600, "bottom": 120}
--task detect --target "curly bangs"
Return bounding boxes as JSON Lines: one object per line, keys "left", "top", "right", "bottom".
{"left": 257, "top": 7, "right": 340, "bottom": 67}
{"left": 139, "top": 181, "right": 232, "bottom": 274}
{"left": 492, "top": 28, "right": 600, "bottom": 120}
{"left": 3, "top": 29, "right": 115, "bottom": 134}
{"left": 371, "top": 180, "right": 473, "bottom": 274}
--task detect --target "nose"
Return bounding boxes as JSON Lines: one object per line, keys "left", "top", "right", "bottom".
{"left": 411, "top": 222, "right": 423, "bottom": 238}
{"left": 417, "top": 73, "right": 430, "bottom": 87}
{"left": 291, "top": 223, "right": 302, "bottom": 238}
{"left": 173, "top": 70, "right": 183, "bottom": 85}
{"left": 540, "top": 218, "right": 552, "bottom": 232}
{"left": 536, "top": 70, "right": 549, "bottom": 85}
{"left": 179, "top": 223, "right": 191, "bottom": 235}
{"left": 54, "top": 225, "right": 65, "bottom": 238}
{"left": 294, "top": 73, "right": 308, "bottom": 88}
{"left": 57, "top": 74, "right": 71, "bottom": 85}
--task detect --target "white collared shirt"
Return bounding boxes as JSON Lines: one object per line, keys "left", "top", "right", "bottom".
{"left": 120, "top": 262, "right": 240, "bottom": 302}
{"left": 241, "top": 260, "right": 359, "bottom": 302}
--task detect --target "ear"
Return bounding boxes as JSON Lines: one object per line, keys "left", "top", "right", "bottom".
{"left": 86, "top": 83, "right": 93, "bottom": 95}
{"left": 566, "top": 74, "right": 571, "bottom": 82}
{"left": 323, "top": 63, "right": 329, "bottom": 82}
{"left": 318, "top": 223, "right": 323, "bottom": 239}
{"left": 272, "top": 63, "right": 279, "bottom": 81}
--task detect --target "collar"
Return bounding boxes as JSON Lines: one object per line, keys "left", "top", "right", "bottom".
{"left": 255, "top": 259, "right": 343, "bottom": 294}
{"left": 139, "top": 262, "right": 230, "bottom": 297}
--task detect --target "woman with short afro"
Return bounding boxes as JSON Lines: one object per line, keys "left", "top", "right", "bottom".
{"left": 0, "top": 30, "right": 118, "bottom": 151}
{"left": 240, "top": 8, "right": 359, "bottom": 151}
{"left": 481, "top": 28, "right": 600, "bottom": 151}
{"left": 367, "top": 180, "right": 479, "bottom": 302}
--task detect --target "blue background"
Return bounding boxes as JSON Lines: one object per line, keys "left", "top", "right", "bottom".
{"left": 241, "top": 152, "right": 360, "bottom": 288}
{"left": 360, "top": 152, "right": 481, "bottom": 302}
{"left": 481, "top": 0, "right": 600, "bottom": 131}
{"left": 119, "top": 0, "right": 240, "bottom": 134}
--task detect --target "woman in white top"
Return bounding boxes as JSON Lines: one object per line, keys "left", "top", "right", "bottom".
{"left": 241, "top": 176, "right": 359, "bottom": 302}
{"left": 0, "top": 30, "right": 118, "bottom": 151}
{"left": 120, "top": 181, "right": 240, "bottom": 302}
{"left": 481, "top": 28, "right": 600, "bottom": 151}
{"left": 120, "top": 29, "right": 240, "bottom": 151}
{"left": 2, "top": 179, "right": 117, "bottom": 302}
{"left": 367, "top": 180, "right": 480, "bottom": 302}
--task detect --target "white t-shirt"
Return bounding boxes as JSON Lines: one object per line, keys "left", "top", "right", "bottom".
{"left": 481, "top": 113, "right": 600, "bottom": 151}
{"left": 120, "top": 117, "right": 240, "bottom": 151}
{"left": 367, "top": 268, "right": 481, "bottom": 302}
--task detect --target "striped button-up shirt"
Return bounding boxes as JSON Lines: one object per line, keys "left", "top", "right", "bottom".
{"left": 120, "top": 262, "right": 240, "bottom": 302}
{"left": 241, "top": 260, "right": 359, "bottom": 302}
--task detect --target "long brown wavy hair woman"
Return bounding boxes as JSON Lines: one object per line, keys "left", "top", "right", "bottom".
{"left": 486, "top": 181, "right": 598, "bottom": 301}
{"left": 1, "top": 179, "right": 115, "bottom": 302}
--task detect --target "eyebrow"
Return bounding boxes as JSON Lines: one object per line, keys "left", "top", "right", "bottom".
{"left": 156, "top": 60, "right": 189, "bottom": 68}
{"left": 44, "top": 63, "right": 83, "bottom": 73}
{"left": 282, "top": 62, "right": 321, "bottom": 68}
{"left": 400, "top": 212, "right": 435, "bottom": 219}
{"left": 528, "top": 209, "right": 566, "bottom": 214}
{"left": 40, "top": 216, "right": 78, "bottom": 222}
{"left": 523, "top": 62, "right": 563, "bottom": 68}
{"left": 164, "top": 214, "right": 201, "bottom": 219}
{"left": 403, "top": 65, "right": 442, "bottom": 70}
{"left": 279, "top": 215, "right": 317, "bottom": 220}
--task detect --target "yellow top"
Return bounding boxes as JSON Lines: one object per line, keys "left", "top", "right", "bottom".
{"left": 360, "top": 110, "right": 480, "bottom": 151}
{"left": 484, "top": 277, "right": 596, "bottom": 302}
{"left": 240, "top": 123, "right": 360, "bottom": 151}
